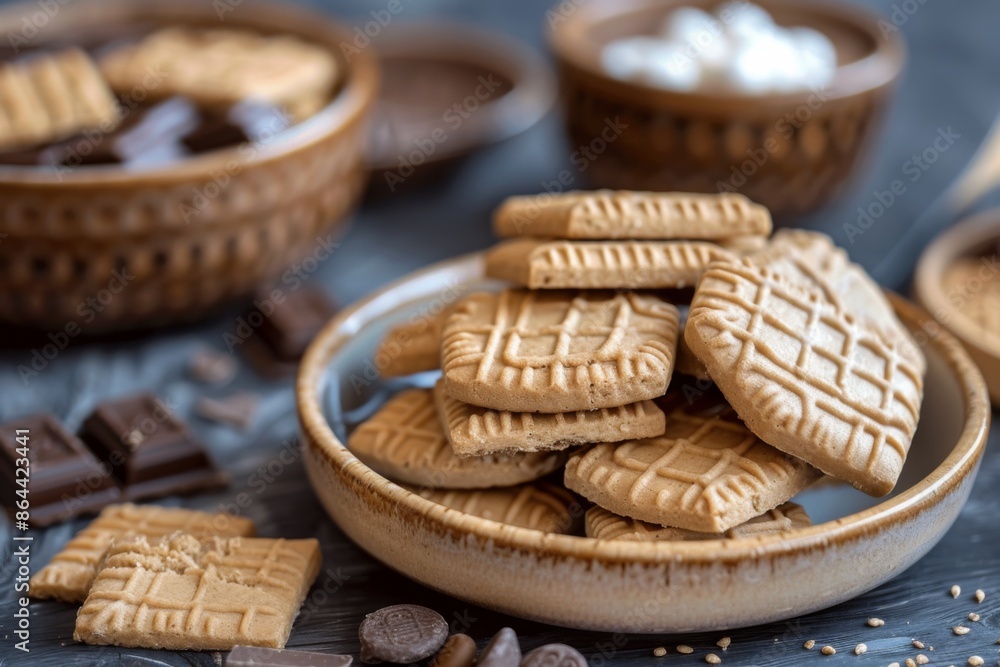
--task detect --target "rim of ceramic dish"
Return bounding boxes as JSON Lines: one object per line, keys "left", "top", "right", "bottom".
{"left": 365, "top": 21, "right": 556, "bottom": 170}
{"left": 0, "top": 0, "right": 379, "bottom": 185}
{"left": 547, "top": 0, "right": 906, "bottom": 107}
{"left": 915, "top": 207, "right": 1000, "bottom": 357}
{"left": 298, "top": 253, "right": 989, "bottom": 565}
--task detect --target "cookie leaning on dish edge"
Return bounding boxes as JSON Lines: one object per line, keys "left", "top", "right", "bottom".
{"left": 685, "top": 257, "right": 924, "bottom": 496}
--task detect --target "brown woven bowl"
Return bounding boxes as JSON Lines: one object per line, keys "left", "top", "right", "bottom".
{"left": 548, "top": 0, "right": 905, "bottom": 218}
{"left": 0, "top": 0, "right": 378, "bottom": 332}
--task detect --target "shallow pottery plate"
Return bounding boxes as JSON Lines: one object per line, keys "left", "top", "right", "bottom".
{"left": 298, "top": 254, "right": 989, "bottom": 632}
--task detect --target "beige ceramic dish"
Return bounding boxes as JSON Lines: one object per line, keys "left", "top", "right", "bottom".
{"left": 915, "top": 208, "right": 1000, "bottom": 405}
{"left": 298, "top": 254, "right": 989, "bottom": 632}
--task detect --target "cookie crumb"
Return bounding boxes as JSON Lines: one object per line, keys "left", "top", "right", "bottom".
{"left": 974, "top": 589, "right": 985, "bottom": 603}
{"left": 677, "top": 645, "right": 694, "bottom": 655}
{"left": 867, "top": 617, "right": 885, "bottom": 627}
{"left": 968, "top": 656, "right": 984, "bottom": 667}
{"left": 969, "top": 612, "right": 981, "bottom": 622}
{"left": 705, "top": 654, "right": 721, "bottom": 665}
{"left": 915, "top": 655, "right": 929, "bottom": 665}
{"left": 888, "top": 663, "right": 900, "bottom": 667}
{"left": 820, "top": 645, "right": 835, "bottom": 656}
{"left": 717, "top": 637, "right": 731, "bottom": 651}
{"left": 954, "top": 625, "right": 971, "bottom": 635}
{"left": 912, "top": 639, "right": 925, "bottom": 649}
{"left": 904, "top": 659, "right": 916, "bottom": 667}
{"left": 854, "top": 643, "right": 867, "bottom": 655}
{"left": 951, "top": 584, "right": 962, "bottom": 598}
{"left": 803, "top": 640, "right": 816, "bottom": 649}
{"left": 653, "top": 647, "right": 667, "bottom": 657}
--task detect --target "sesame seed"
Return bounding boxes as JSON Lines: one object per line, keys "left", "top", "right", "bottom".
{"left": 820, "top": 646, "right": 835, "bottom": 656}
{"left": 952, "top": 585, "right": 962, "bottom": 598}
{"left": 888, "top": 663, "right": 900, "bottom": 667}
{"left": 803, "top": 640, "right": 815, "bottom": 649}
{"left": 854, "top": 643, "right": 867, "bottom": 655}
{"left": 705, "top": 654, "right": 721, "bottom": 665}
{"left": 653, "top": 647, "right": 667, "bottom": 657}
{"left": 916, "top": 655, "right": 929, "bottom": 665}
{"left": 905, "top": 658, "right": 916, "bottom": 667}
{"left": 677, "top": 645, "right": 694, "bottom": 655}
{"left": 969, "top": 612, "right": 981, "bottom": 622}
{"left": 968, "top": 657, "right": 984, "bottom": 667}
{"left": 954, "top": 626, "right": 971, "bottom": 635}
{"left": 868, "top": 617, "right": 885, "bottom": 627}
{"left": 913, "top": 639, "right": 925, "bottom": 649}
{"left": 717, "top": 637, "right": 731, "bottom": 651}
{"left": 975, "top": 589, "right": 985, "bottom": 603}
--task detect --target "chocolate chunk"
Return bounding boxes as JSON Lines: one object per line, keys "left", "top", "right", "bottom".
{"left": 226, "top": 645, "right": 353, "bottom": 666}
{"left": 188, "top": 347, "right": 238, "bottom": 385}
{"left": 430, "top": 634, "right": 477, "bottom": 667}
{"left": 245, "top": 287, "right": 338, "bottom": 377}
{"left": 194, "top": 393, "right": 259, "bottom": 430}
{"left": 111, "top": 96, "right": 199, "bottom": 167}
{"left": 479, "top": 628, "right": 521, "bottom": 667}
{"left": 359, "top": 604, "right": 448, "bottom": 664}
{"left": 0, "top": 413, "right": 120, "bottom": 526}
{"left": 521, "top": 644, "right": 588, "bottom": 667}
{"left": 183, "top": 100, "right": 290, "bottom": 153}
{"left": 79, "top": 393, "right": 227, "bottom": 501}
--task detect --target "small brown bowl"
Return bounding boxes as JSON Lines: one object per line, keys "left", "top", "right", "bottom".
{"left": 915, "top": 208, "right": 1000, "bottom": 405}
{"left": 0, "top": 0, "right": 378, "bottom": 332}
{"left": 547, "top": 0, "right": 905, "bottom": 218}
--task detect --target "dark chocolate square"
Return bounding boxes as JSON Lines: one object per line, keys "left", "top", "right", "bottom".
{"left": 0, "top": 413, "right": 120, "bottom": 526}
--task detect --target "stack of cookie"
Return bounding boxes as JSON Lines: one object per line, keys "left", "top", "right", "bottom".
{"left": 363, "top": 190, "right": 926, "bottom": 542}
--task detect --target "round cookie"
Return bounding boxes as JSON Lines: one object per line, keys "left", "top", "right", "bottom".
{"left": 348, "top": 388, "right": 568, "bottom": 488}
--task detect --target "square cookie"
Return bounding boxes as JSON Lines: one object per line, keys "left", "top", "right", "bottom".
{"left": 442, "top": 289, "right": 679, "bottom": 413}
{"left": 564, "top": 389, "right": 822, "bottom": 533}
{"left": 686, "top": 259, "right": 924, "bottom": 496}
{"left": 433, "top": 379, "right": 665, "bottom": 456}
{"left": 484, "top": 239, "right": 736, "bottom": 289}
{"left": 585, "top": 502, "right": 811, "bottom": 542}
{"left": 492, "top": 191, "right": 771, "bottom": 240}
{"left": 30, "top": 503, "right": 255, "bottom": 603}
{"left": 347, "top": 388, "right": 567, "bottom": 488}
{"left": 410, "top": 482, "right": 581, "bottom": 534}
{"left": 74, "top": 532, "right": 321, "bottom": 650}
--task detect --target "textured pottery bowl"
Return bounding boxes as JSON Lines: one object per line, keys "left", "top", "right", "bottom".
{"left": 915, "top": 208, "right": 1000, "bottom": 405}
{"left": 0, "top": 0, "right": 377, "bottom": 332}
{"left": 298, "top": 254, "right": 988, "bottom": 632}
{"left": 548, "top": 0, "right": 905, "bottom": 219}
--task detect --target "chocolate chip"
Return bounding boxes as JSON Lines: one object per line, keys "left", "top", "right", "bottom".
{"left": 430, "top": 633, "right": 477, "bottom": 667}
{"left": 359, "top": 604, "right": 448, "bottom": 664}
{"left": 521, "top": 643, "right": 588, "bottom": 667}
{"left": 478, "top": 628, "right": 521, "bottom": 667}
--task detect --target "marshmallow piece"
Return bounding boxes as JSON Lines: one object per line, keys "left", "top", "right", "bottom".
{"left": 662, "top": 7, "right": 730, "bottom": 70}
{"left": 719, "top": 1, "right": 775, "bottom": 44}
{"left": 644, "top": 42, "right": 702, "bottom": 91}
{"left": 602, "top": 36, "right": 664, "bottom": 80}
{"left": 789, "top": 27, "right": 837, "bottom": 86}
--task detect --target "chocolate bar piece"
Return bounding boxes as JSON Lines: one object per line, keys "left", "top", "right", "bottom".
{"left": 79, "top": 393, "right": 227, "bottom": 501}
{"left": 226, "top": 646, "right": 353, "bottom": 666}
{"left": 0, "top": 413, "right": 120, "bottom": 527}
{"left": 182, "top": 100, "right": 289, "bottom": 153}
{"left": 246, "top": 288, "right": 337, "bottom": 377}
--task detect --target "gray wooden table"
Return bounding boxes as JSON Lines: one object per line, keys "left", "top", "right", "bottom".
{"left": 2, "top": 0, "right": 1000, "bottom": 665}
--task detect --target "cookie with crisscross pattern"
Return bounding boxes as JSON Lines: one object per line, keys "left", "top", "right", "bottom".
{"left": 564, "top": 389, "right": 820, "bottom": 532}
{"left": 585, "top": 502, "right": 811, "bottom": 542}
{"left": 442, "top": 289, "right": 679, "bottom": 413}
{"left": 686, "top": 259, "right": 923, "bottom": 496}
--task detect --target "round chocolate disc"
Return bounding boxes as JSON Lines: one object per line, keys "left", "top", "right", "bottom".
{"left": 359, "top": 604, "right": 448, "bottom": 664}
{"left": 521, "top": 643, "right": 588, "bottom": 667}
